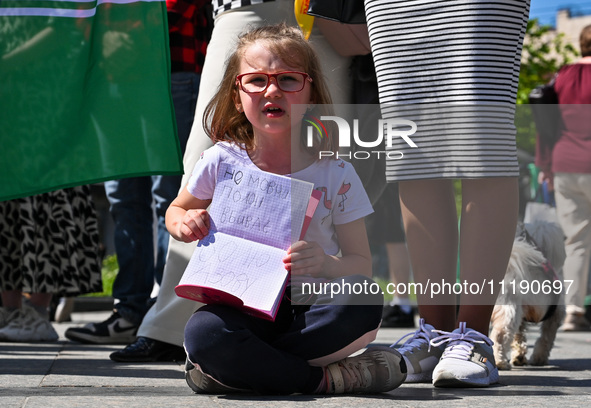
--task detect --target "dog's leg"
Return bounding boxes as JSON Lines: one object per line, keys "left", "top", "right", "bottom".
{"left": 511, "top": 319, "right": 528, "bottom": 366}
{"left": 491, "top": 304, "right": 516, "bottom": 370}
{"left": 530, "top": 305, "right": 565, "bottom": 366}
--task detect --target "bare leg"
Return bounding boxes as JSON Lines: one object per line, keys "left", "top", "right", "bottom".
{"left": 28, "top": 293, "right": 53, "bottom": 316}
{"left": 399, "top": 179, "right": 458, "bottom": 331}
{"left": 457, "top": 177, "right": 518, "bottom": 334}
{"left": 384, "top": 242, "right": 412, "bottom": 303}
{"left": 0, "top": 290, "right": 22, "bottom": 309}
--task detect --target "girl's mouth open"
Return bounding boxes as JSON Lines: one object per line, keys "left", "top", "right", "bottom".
{"left": 263, "top": 106, "right": 285, "bottom": 117}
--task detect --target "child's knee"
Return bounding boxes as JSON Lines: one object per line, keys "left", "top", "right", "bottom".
{"left": 184, "top": 307, "right": 227, "bottom": 356}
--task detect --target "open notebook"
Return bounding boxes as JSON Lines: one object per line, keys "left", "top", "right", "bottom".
{"left": 175, "top": 162, "right": 321, "bottom": 321}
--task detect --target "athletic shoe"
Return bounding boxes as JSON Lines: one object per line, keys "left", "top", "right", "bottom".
{"left": 0, "top": 306, "right": 58, "bottom": 342}
{"left": 185, "top": 358, "right": 246, "bottom": 394}
{"left": 390, "top": 318, "right": 443, "bottom": 383}
{"left": 65, "top": 312, "right": 137, "bottom": 344}
{"left": 324, "top": 346, "right": 407, "bottom": 394}
{"left": 561, "top": 312, "right": 591, "bottom": 331}
{"left": 431, "top": 322, "right": 498, "bottom": 387}
{"left": 54, "top": 297, "right": 74, "bottom": 323}
{"left": 381, "top": 304, "right": 415, "bottom": 328}
{"left": 110, "top": 336, "right": 187, "bottom": 362}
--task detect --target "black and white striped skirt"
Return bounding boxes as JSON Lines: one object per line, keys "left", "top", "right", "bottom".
{"left": 365, "top": 0, "right": 531, "bottom": 181}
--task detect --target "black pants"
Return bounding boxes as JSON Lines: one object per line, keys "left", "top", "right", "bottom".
{"left": 184, "top": 274, "right": 383, "bottom": 394}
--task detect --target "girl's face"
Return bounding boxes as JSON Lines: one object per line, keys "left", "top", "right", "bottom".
{"left": 235, "top": 42, "right": 313, "bottom": 142}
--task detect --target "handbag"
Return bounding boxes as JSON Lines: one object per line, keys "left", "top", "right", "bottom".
{"left": 306, "top": 0, "right": 371, "bottom": 56}
{"left": 529, "top": 79, "right": 558, "bottom": 105}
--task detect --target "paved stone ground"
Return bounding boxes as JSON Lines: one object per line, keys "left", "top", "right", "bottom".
{"left": 0, "top": 310, "right": 590, "bottom": 408}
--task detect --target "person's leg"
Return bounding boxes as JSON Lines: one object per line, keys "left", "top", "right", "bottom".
{"left": 277, "top": 275, "right": 384, "bottom": 366}
{"left": 184, "top": 304, "right": 324, "bottom": 394}
{"left": 392, "top": 179, "right": 457, "bottom": 383}
{"left": 456, "top": 177, "right": 519, "bottom": 334}
{"left": 65, "top": 178, "right": 153, "bottom": 344}
{"left": 106, "top": 177, "right": 155, "bottom": 325}
{"left": 185, "top": 276, "right": 403, "bottom": 395}
{"left": 399, "top": 179, "right": 458, "bottom": 330}
{"left": 275, "top": 275, "right": 405, "bottom": 394}
{"left": 385, "top": 243, "right": 412, "bottom": 299}
{"left": 0, "top": 290, "right": 21, "bottom": 310}
{"left": 554, "top": 173, "right": 591, "bottom": 330}
{"left": 109, "top": 72, "right": 202, "bottom": 360}
{"left": 428, "top": 177, "right": 518, "bottom": 387}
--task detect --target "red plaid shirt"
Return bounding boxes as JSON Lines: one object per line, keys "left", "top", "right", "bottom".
{"left": 167, "top": 0, "right": 212, "bottom": 74}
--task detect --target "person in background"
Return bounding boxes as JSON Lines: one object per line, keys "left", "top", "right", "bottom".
{"left": 366, "top": 184, "right": 415, "bottom": 328}
{"left": 349, "top": 53, "right": 415, "bottom": 328}
{"left": 365, "top": 0, "right": 530, "bottom": 387}
{"left": 65, "top": 0, "right": 212, "bottom": 347}
{"left": 0, "top": 187, "right": 102, "bottom": 342}
{"left": 537, "top": 24, "right": 591, "bottom": 332}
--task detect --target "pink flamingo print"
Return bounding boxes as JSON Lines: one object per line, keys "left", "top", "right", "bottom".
{"left": 316, "top": 186, "right": 332, "bottom": 210}
{"left": 337, "top": 182, "right": 351, "bottom": 212}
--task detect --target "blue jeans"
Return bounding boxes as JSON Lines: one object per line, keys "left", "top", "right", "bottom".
{"left": 106, "top": 72, "right": 201, "bottom": 325}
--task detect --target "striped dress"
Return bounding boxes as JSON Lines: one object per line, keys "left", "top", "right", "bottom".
{"left": 364, "top": 0, "right": 531, "bottom": 181}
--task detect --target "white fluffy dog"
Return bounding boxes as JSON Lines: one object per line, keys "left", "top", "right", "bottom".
{"left": 491, "top": 220, "right": 566, "bottom": 370}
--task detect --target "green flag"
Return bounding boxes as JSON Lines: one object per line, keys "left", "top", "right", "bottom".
{"left": 0, "top": 0, "right": 182, "bottom": 201}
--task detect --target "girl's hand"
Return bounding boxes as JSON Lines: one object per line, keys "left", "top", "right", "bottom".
{"left": 283, "top": 240, "right": 327, "bottom": 277}
{"left": 178, "top": 209, "right": 210, "bottom": 243}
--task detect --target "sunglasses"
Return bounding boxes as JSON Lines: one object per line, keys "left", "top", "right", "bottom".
{"left": 236, "top": 71, "right": 312, "bottom": 94}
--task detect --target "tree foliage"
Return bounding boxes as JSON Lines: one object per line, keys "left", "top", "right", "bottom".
{"left": 515, "top": 19, "right": 579, "bottom": 154}
{"left": 517, "top": 19, "right": 579, "bottom": 105}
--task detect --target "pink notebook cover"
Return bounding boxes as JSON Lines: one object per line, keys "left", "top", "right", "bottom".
{"left": 300, "top": 189, "right": 321, "bottom": 240}
{"left": 175, "top": 275, "right": 289, "bottom": 321}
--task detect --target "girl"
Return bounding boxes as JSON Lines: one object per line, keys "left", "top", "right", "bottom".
{"left": 165, "top": 24, "right": 406, "bottom": 395}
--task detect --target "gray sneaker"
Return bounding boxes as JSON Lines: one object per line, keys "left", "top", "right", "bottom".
{"left": 185, "top": 359, "right": 246, "bottom": 394}
{"left": 391, "top": 318, "right": 443, "bottom": 383}
{"left": 431, "top": 322, "right": 498, "bottom": 387}
{"left": 0, "top": 306, "right": 58, "bottom": 342}
{"left": 324, "top": 346, "right": 407, "bottom": 394}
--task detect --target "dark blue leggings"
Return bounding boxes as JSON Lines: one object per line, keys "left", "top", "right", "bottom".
{"left": 184, "top": 275, "right": 383, "bottom": 394}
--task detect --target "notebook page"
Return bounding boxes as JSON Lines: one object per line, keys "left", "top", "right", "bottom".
{"left": 178, "top": 232, "right": 288, "bottom": 312}
{"left": 208, "top": 163, "right": 313, "bottom": 250}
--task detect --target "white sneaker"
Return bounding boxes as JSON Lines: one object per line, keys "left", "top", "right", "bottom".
{"left": 0, "top": 306, "right": 58, "bottom": 342}
{"left": 431, "top": 322, "right": 498, "bottom": 387}
{"left": 391, "top": 318, "right": 444, "bottom": 383}
{"left": 324, "top": 346, "right": 407, "bottom": 394}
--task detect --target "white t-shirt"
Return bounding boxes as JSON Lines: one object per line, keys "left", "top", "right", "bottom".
{"left": 186, "top": 142, "right": 373, "bottom": 256}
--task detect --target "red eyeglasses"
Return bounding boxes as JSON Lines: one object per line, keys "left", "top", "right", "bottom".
{"left": 236, "top": 71, "right": 312, "bottom": 93}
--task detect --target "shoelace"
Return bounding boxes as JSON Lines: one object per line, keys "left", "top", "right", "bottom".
{"left": 390, "top": 318, "right": 434, "bottom": 354}
{"left": 339, "top": 359, "right": 369, "bottom": 391}
{"left": 429, "top": 322, "right": 493, "bottom": 360}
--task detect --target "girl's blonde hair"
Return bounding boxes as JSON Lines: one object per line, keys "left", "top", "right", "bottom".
{"left": 203, "top": 23, "right": 336, "bottom": 155}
